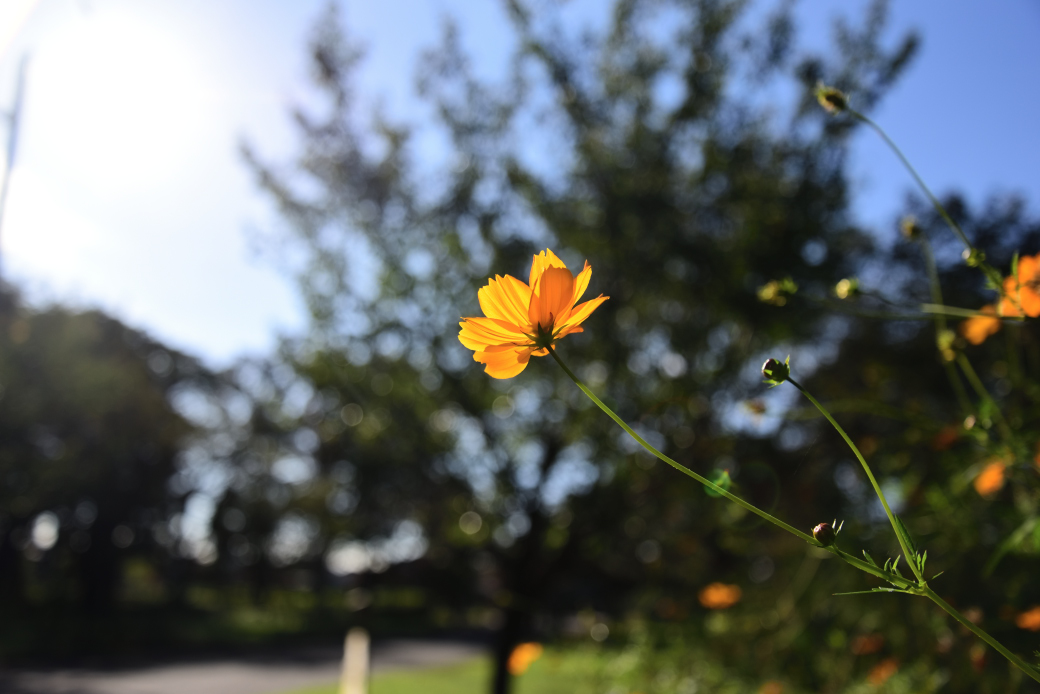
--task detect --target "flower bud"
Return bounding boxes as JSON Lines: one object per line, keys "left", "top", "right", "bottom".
{"left": 813, "top": 522, "right": 835, "bottom": 546}
{"left": 900, "top": 216, "right": 921, "bottom": 240}
{"left": 962, "top": 248, "right": 986, "bottom": 267}
{"left": 834, "top": 278, "right": 859, "bottom": 300}
{"left": 757, "top": 278, "right": 798, "bottom": 306}
{"left": 761, "top": 357, "right": 790, "bottom": 386}
{"left": 815, "top": 83, "right": 848, "bottom": 114}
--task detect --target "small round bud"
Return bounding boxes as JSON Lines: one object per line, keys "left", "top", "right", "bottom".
{"left": 761, "top": 357, "right": 790, "bottom": 385}
{"left": 757, "top": 278, "right": 798, "bottom": 306}
{"left": 962, "top": 248, "right": 986, "bottom": 267}
{"left": 813, "top": 522, "right": 835, "bottom": 546}
{"left": 900, "top": 216, "right": 921, "bottom": 240}
{"left": 815, "top": 83, "right": 848, "bottom": 114}
{"left": 834, "top": 278, "right": 859, "bottom": 300}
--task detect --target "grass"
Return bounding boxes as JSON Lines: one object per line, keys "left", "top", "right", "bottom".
{"left": 281, "top": 648, "right": 599, "bottom": 694}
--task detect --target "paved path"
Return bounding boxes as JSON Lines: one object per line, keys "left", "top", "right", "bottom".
{"left": 0, "top": 640, "right": 486, "bottom": 694}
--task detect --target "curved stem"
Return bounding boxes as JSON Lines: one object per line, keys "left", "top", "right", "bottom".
{"left": 956, "top": 353, "right": 1013, "bottom": 441}
{"left": 830, "top": 547, "right": 914, "bottom": 589}
{"left": 850, "top": 110, "right": 969, "bottom": 251}
{"left": 919, "top": 304, "right": 1024, "bottom": 321}
{"left": 918, "top": 237, "right": 974, "bottom": 418}
{"left": 787, "top": 378, "right": 926, "bottom": 585}
{"left": 548, "top": 346, "right": 815, "bottom": 542}
{"left": 547, "top": 348, "right": 1039, "bottom": 680}
{"left": 923, "top": 587, "right": 1040, "bottom": 683}
{"left": 919, "top": 237, "right": 948, "bottom": 334}
{"left": 850, "top": 109, "right": 1004, "bottom": 289}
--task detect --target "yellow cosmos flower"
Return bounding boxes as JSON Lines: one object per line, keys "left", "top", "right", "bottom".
{"left": 458, "top": 249, "right": 608, "bottom": 379}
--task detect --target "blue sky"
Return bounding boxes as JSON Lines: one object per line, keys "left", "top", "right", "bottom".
{"left": 0, "top": 0, "right": 1037, "bottom": 367}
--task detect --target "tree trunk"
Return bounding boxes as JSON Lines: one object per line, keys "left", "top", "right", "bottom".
{"left": 78, "top": 522, "right": 119, "bottom": 613}
{"left": 0, "top": 520, "right": 25, "bottom": 608}
{"left": 490, "top": 606, "right": 526, "bottom": 694}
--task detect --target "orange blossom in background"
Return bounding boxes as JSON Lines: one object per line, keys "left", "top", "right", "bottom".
{"left": 960, "top": 251, "right": 1040, "bottom": 345}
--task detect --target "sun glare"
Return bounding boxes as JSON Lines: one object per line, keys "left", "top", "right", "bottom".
{"left": 0, "top": 0, "right": 40, "bottom": 59}
{"left": 24, "top": 6, "right": 215, "bottom": 199}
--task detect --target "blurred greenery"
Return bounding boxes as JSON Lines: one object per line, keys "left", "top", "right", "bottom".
{"left": 279, "top": 640, "right": 951, "bottom": 694}
{"left": 4, "top": 0, "right": 1040, "bottom": 692}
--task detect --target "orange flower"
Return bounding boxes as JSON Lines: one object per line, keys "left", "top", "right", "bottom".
{"left": 867, "top": 658, "right": 899, "bottom": 686}
{"left": 960, "top": 305, "right": 1001, "bottom": 345}
{"left": 999, "top": 252, "right": 1040, "bottom": 318}
{"left": 698, "top": 582, "right": 742, "bottom": 609}
{"left": 507, "top": 642, "right": 543, "bottom": 675}
{"left": 850, "top": 634, "right": 885, "bottom": 656}
{"left": 960, "top": 252, "right": 1040, "bottom": 345}
{"left": 459, "top": 249, "right": 608, "bottom": 379}
{"left": 930, "top": 425, "right": 960, "bottom": 451}
{"left": 1016, "top": 606, "right": 1040, "bottom": 631}
{"left": 973, "top": 460, "right": 1006, "bottom": 498}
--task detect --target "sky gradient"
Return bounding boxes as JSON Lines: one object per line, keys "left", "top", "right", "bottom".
{"left": 0, "top": 0, "right": 1037, "bottom": 366}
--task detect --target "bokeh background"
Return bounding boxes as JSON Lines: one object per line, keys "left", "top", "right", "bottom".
{"left": 1, "top": 1, "right": 1039, "bottom": 693}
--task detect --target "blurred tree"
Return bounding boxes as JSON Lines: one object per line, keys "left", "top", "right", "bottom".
{"left": 0, "top": 287, "right": 216, "bottom": 613}
{"left": 241, "top": 1, "right": 932, "bottom": 691}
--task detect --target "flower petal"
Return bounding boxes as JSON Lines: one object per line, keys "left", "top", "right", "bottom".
{"left": 960, "top": 305, "right": 1001, "bottom": 345}
{"left": 1018, "top": 254, "right": 1040, "bottom": 283}
{"left": 571, "top": 261, "right": 592, "bottom": 306}
{"left": 553, "top": 325, "right": 583, "bottom": 341}
{"left": 558, "top": 294, "right": 608, "bottom": 332}
{"left": 528, "top": 266, "right": 575, "bottom": 330}
{"left": 458, "top": 317, "right": 529, "bottom": 351}
{"left": 475, "top": 345, "right": 533, "bottom": 379}
{"left": 1021, "top": 288, "right": 1040, "bottom": 317}
{"left": 528, "top": 249, "right": 568, "bottom": 288}
{"left": 479, "top": 275, "right": 532, "bottom": 326}
{"left": 498, "top": 275, "right": 534, "bottom": 326}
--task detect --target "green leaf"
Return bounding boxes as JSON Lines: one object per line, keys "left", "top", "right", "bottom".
{"left": 833, "top": 587, "right": 910, "bottom": 596}
{"left": 984, "top": 516, "right": 1038, "bottom": 577}
{"left": 833, "top": 590, "right": 883, "bottom": 596}
{"left": 862, "top": 550, "right": 878, "bottom": 567}
{"left": 893, "top": 515, "right": 919, "bottom": 570}
{"left": 703, "top": 469, "right": 732, "bottom": 498}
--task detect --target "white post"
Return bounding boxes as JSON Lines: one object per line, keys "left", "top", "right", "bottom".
{"left": 339, "top": 627, "right": 370, "bottom": 694}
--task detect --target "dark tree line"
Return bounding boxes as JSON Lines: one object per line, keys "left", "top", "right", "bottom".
{"left": 0, "top": 286, "right": 216, "bottom": 613}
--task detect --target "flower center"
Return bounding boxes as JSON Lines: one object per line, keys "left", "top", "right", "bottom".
{"left": 532, "top": 317, "right": 557, "bottom": 349}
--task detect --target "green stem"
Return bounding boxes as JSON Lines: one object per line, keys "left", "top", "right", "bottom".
{"left": 850, "top": 109, "right": 1004, "bottom": 289}
{"left": 549, "top": 347, "right": 914, "bottom": 590}
{"left": 548, "top": 348, "right": 1039, "bottom": 680}
{"left": 851, "top": 110, "right": 969, "bottom": 252}
{"left": 787, "top": 378, "right": 926, "bottom": 585}
{"left": 956, "top": 353, "right": 1013, "bottom": 441}
{"left": 548, "top": 347, "right": 814, "bottom": 544}
{"left": 919, "top": 238, "right": 949, "bottom": 334}
{"left": 806, "top": 293, "right": 1005, "bottom": 321}
{"left": 918, "top": 237, "right": 974, "bottom": 418}
{"left": 944, "top": 361, "right": 975, "bottom": 422}
{"left": 919, "top": 304, "right": 1023, "bottom": 321}
{"left": 831, "top": 547, "right": 914, "bottom": 589}
{"left": 923, "top": 587, "right": 1040, "bottom": 683}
